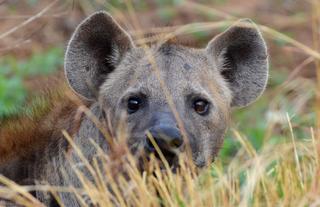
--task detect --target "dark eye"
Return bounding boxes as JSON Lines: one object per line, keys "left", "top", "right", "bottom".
{"left": 101, "top": 110, "right": 107, "bottom": 119}
{"left": 127, "top": 97, "right": 142, "bottom": 114}
{"left": 193, "top": 99, "right": 209, "bottom": 115}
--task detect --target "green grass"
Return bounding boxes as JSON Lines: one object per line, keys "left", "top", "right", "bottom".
{"left": 0, "top": 47, "right": 63, "bottom": 118}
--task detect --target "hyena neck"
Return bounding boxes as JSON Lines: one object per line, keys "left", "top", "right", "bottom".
{"left": 72, "top": 103, "right": 110, "bottom": 160}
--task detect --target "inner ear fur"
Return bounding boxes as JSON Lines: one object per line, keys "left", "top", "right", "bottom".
{"left": 207, "top": 19, "right": 268, "bottom": 107}
{"left": 65, "top": 11, "right": 134, "bottom": 100}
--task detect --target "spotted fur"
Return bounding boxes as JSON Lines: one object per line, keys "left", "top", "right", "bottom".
{"left": 0, "top": 11, "right": 268, "bottom": 206}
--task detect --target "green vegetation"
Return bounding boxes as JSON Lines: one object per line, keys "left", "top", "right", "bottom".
{"left": 0, "top": 47, "right": 63, "bottom": 118}
{"left": 0, "top": 0, "right": 319, "bottom": 206}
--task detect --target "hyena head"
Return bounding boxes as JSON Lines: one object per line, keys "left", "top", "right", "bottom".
{"left": 65, "top": 11, "right": 268, "bottom": 168}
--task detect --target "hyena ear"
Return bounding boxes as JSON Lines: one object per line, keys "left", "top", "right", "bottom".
{"left": 206, "top": 19, "right": 268, "bottom": 107}
{"left": 65, "top": 11, "right": 134, "bottom": 100}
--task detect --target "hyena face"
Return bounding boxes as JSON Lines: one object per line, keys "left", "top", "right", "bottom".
{"left": 65, "top": 12, "right": 268, "bottom": 167}
{"left": 100, "top": 45, "right": 232, "bottom": 167}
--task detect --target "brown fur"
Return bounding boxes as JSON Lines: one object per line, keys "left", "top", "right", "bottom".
{"left": 0, "top": 73, "right": 84, "bottom": 165}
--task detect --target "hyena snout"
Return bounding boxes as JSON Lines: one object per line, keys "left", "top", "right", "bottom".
{"left": 144, "top": 113, "right": 183, "bottom": 162}
{"left": 146, "top": 126, "right": 183, "bottom": 150}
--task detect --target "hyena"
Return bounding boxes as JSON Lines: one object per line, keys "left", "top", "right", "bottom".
{"left": 0, "top": 11, "right": 268, "bottom": 206}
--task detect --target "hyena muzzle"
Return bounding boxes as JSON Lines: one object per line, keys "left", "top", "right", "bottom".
{"left": 0, "top": 11, "right": 268, "bottom": 206}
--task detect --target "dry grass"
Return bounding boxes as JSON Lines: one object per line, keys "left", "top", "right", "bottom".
{"left": 1, "top": 121, "right": 319, "bottom": 206}
{"left": 0, "top": 0, "right": 320, "bottom": 206}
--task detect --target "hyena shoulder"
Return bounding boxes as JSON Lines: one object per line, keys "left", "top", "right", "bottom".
{"left": 0, "top": 73, "right": 84, "bottom": 167}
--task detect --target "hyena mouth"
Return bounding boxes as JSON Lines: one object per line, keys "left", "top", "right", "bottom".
{"left": 143, "top": 138, "right": 180, "bottom": 170}
{"left": 139, "top": 125, "right": 183, "bottom": 170}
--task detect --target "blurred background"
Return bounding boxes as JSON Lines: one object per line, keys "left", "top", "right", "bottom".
{"left": 0, "top": 0, "right": 318, "bottom": 163}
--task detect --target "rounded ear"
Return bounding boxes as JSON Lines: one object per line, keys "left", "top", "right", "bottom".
{"left": 206, "top": 19, "right": 269, "bottom": 107}
{"left": 65, "top": 11, "right": 134, "bottom": 100}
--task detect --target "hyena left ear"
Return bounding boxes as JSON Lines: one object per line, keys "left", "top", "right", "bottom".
{"left": 65, "top": 11, "right": 134, "bottom": 100}
{"left": 206, "top": 19, "right": 268, "bottom": 107}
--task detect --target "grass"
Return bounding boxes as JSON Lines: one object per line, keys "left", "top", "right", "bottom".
{"left": 0, "top": 47, "right": 63, "bottom": 118}
{"left": 1, "top": 118, "right": 318, "bottom": 206}
{"left": 0, "top": 0, "right": 319, "bottom": 206}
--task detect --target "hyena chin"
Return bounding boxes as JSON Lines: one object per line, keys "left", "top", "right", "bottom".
{"left": 0, "top": 11, "right": 268, "bottom": 206}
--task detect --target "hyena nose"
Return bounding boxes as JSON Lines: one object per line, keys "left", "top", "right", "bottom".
{"left": 145, "top": 125, "right": 183, "bottom": 153}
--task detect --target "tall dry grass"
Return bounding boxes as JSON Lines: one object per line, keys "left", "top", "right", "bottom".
{"left": 1, "top": 119, "right": 319, "bottom": 206}
{"left": 1, "top": 0, "right": 320, "bottom": 206}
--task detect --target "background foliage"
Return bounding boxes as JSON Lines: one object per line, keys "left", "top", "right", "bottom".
{"left": 0, "top": 0, "right": 319, "bottom": 206}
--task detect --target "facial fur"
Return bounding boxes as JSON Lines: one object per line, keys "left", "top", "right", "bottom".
{"left": 99, "top": 44, "right": 232, "bottom": 166}
{"left": 64, "top": 11, "right": 268, "bottom": 168}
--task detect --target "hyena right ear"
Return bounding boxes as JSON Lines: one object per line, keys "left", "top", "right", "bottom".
{"left": 65, "top": 11, "right": 134, "bottom": 100}
{"left": 206, "top": 19, "right": 268, "bottom": 107}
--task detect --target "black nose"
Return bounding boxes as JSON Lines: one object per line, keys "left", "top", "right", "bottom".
{"left": 145, "top": 125, "right": 183, "bottom": 153}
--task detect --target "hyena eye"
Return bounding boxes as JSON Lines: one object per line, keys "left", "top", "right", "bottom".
{"left": 127, "top": 97, "right": 142, "bottom": 114}
{"left": 193, "top": 99, "right": 209, "bottom": 115}
{"left": 101, "top": 110, "right": 107, "bottom": 119}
